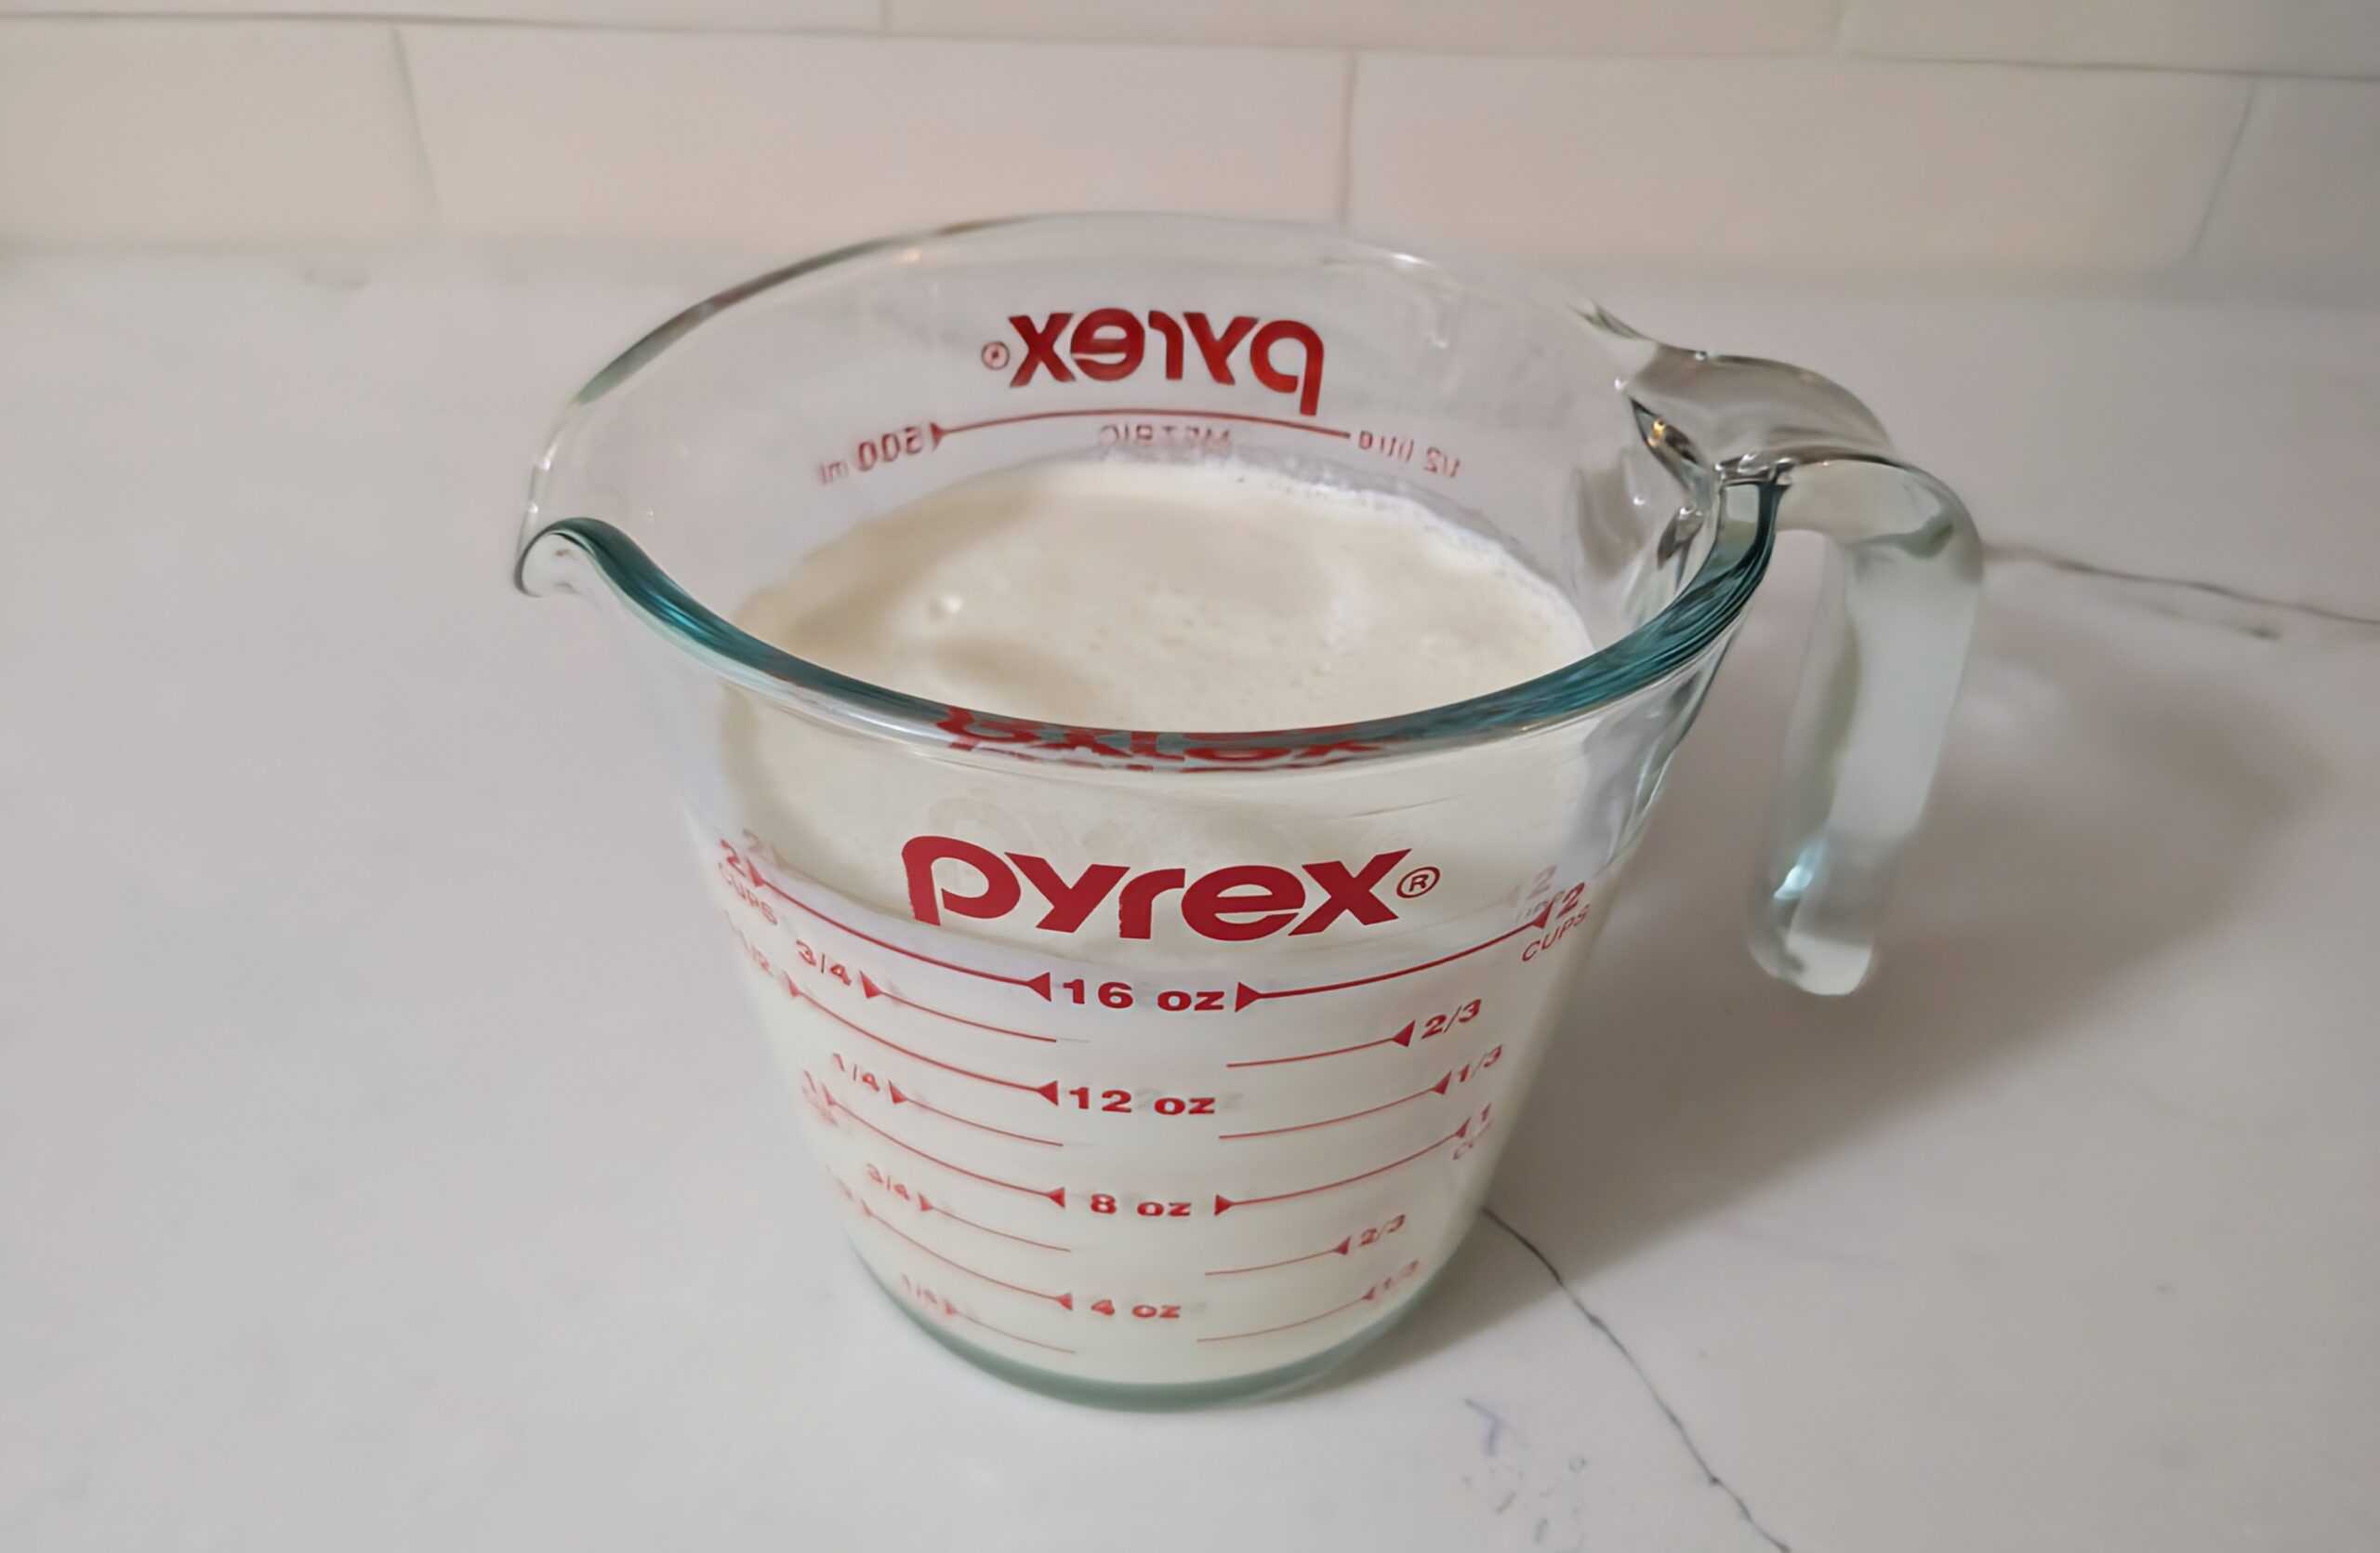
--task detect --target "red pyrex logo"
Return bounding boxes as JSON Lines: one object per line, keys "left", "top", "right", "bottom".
{"left": 903, "top": 836, "right": 1415, "bottom": 941}
{"left": 998, "top": 310, "right": 1327, "bottom": 417}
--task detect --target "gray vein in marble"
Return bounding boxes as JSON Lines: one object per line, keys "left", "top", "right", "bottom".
{"left": 1484, "top": 1207, "right": 1795, "bottom": 1553}
{"left": 1986, "top": 541, "right": 2380, "bottom": 632}
{"left": 1464, "top": 1397, "right": 1509, "bottom": 1457}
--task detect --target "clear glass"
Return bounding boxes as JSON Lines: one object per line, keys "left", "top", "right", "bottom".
{"left": 515, "top": 215, "right": 1979, "bottom": 1406}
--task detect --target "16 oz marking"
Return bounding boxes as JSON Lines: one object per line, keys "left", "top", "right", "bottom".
{"left": 1060, "top": 977, "right": 1230, "bottom": 1013}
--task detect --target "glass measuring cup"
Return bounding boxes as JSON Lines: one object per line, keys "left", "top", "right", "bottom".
{"left": 515, "top": 215, "right": 1978, "bottom": 1407}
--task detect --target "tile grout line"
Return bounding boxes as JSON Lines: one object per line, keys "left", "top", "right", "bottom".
{"left": 1, "top": 14, "right": 2374, "bottom": 82}
{"left": 2182, "top": 75, "right": 2260, "bottom": 262}
{"left": 387, "top": 24, "right": 443, "bottom": 234}
{"left": 1335, "top": 50, "right": 1357, "bottom": 229}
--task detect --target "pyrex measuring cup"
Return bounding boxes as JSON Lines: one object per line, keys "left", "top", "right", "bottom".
{"left": 515, "top": 216, "right": 1978, "bottom": 1407}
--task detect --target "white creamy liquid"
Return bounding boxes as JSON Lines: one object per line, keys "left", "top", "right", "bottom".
{"left": 704, "top": 457, "right": 1612, "bottom": 1388}
{"left": 737, "top": 458, "right": 1590, "bottom": 729}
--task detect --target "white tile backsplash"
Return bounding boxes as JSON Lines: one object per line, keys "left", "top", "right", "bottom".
{"left": 2198, "top": 80, "right": 2380, "bottom": 277}
{"left": 887, "top": 0, "right": 1835, "bottom": 55}
{"left": 1349, "top": 57, "right": 2249, "bottom": 270}
{"left": 0, "top": 20, "right": 430, "bottom": 244}
{"left": 0, "top": 7, "right": 2373, "bottom": 294}
{"left": 404, "top": 29, "right": 1342, "bottom": 248}
{"left": 1844, "top": 0, "right": 2380, "bottom": 80}
{"left": 0, "top": 0, "right": 877, "bottom": 21}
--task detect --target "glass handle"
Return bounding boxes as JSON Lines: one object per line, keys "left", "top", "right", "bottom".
{"left": 1626, "top": 345, "right": 1981, "bottom": 993}
{"left": 1752, "top": 452, "right": 1980, "bottom": 993}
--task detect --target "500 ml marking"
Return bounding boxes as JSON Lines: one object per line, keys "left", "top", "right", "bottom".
{"left": 816, "top": 424, "right": 930, "bottom": 485}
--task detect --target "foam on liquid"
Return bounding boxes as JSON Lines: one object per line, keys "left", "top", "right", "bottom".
{"left": 735, "top": 458, "right": 1590, "bottom": 728}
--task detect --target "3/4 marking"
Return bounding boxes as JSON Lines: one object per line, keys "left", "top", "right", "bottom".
{"left": 720, "top": 841, "right": 1053, "bottom": 1000}
{"left": 858, "top": 971, "right": 1067, "bottom": 1044}
{"left": 917, "top": 1189, "right": 1073, "bottom": 1254}
{"left": 866, "top": 1164, "right": 1074, "bottom": 1251}
{"left": 852, "top": 1189, "right": 1073, "bottom": 1308}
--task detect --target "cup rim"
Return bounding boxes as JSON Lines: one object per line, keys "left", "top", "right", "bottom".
{"left": 515, "top": 214, "right": 1777, "bottom": 773}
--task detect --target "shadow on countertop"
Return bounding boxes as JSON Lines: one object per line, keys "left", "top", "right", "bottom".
{"left": 1332, "top": 552, "right": 2321, "bottom": 1387}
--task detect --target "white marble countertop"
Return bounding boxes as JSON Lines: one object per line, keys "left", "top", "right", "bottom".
{"left": 5, "top": 253, "right": 2375, "bottom": 1553}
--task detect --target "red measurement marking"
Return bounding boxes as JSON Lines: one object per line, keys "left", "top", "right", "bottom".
{"left": 919, "top": 1191, "right": 1073, "bottom": 1254}
{"left": 1197, "top": 1286, "right": 1380, "bottom": 1344}
{"left": 822, "top": 1087, "right": 1066, "bottom": 1206}
{"left": 792, "top": 984, "right": 1060, "bottom": 1104}
{"left": 1226, "top": 1020, "right": 1417, "bottom": 1071}
{"left": 858, "top": 971, "right": 1065, "bottom": 1044}
{"left": 952, "top": 1307, "right": 1076, "bottom": 1356}
{"left": 888, "top": 1081, "right": 1061, "bottom": 1148}
{"left": 1219, "top": 1072, "right": 1452, "bottom": 1141}
{"left": 1212, "top": 1119, "right": 1469, "bottom": 1215}
{"left": 1206, "top": 1236, "right": 1354, "bottom": 1277}
{"left": 1232, "top": 901, "right": 1553, "bottom": 1010}
{"left": 720, "top": 842, "right": 1052, "bottom": 1000}
{"left": 857, "top": 1194, "right": 1073, "bottom": 1308}
{"left": 931, "top": 407, "right": 1351, "bottom": 445}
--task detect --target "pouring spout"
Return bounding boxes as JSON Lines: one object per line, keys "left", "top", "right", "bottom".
{"left": 513, "top": 519, "right": 596, "bottom": 599}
